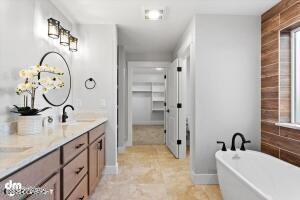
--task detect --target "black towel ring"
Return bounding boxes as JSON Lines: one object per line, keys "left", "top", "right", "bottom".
{"left": 85, "top": 78, "right": 96, "bottom": 89}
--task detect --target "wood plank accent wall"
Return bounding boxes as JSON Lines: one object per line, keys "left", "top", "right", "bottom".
{"left": 261, "top": 0, "right": 300, "bottom": 167}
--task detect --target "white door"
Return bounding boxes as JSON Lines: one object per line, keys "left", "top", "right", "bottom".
{"left": 166, "top": 59, "right": 181, "bottom": 158}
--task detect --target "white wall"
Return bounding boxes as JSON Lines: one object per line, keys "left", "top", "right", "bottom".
{"left": 0, "top": 0, "right": 75, "bottom": 132}
{"left": 72, "top": 24, "right": 118, "bottom": 173}
{"left": 193, "top": 15, "right": 261, "bottom": 182}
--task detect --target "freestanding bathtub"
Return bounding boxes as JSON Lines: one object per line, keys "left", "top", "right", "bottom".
{"left": 216, "top": 150, "right": 300, "bottom": 200}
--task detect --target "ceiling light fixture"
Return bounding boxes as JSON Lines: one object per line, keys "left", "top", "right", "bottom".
{"left": 144, "top": 8, "right": 164, "bottom": 21}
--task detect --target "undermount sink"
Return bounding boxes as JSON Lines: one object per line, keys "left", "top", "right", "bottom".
{"left": 0, "top": 146, "right": 32, "bottom": 153}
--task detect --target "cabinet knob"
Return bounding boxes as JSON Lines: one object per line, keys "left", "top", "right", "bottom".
{"left": 75, "top": 166, "right": 84, "bottom": 174}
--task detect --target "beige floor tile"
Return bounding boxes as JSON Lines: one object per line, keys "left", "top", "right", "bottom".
{"left": 90, "top": 145, "right": 223, "bottom": 200}
{"left": 133, "top": 125, "right": 165, "bottom": 145}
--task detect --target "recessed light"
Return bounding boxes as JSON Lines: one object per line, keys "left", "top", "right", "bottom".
{"left": 155, "top": 67, "right": 164, "bottom": 71}
{"left": 144, "top": 8, "right": 165, "bottom": 21}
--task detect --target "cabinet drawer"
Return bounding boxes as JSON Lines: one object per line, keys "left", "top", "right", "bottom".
{"left": 66, "top": 175, "right": 88, "bottom": 200}
{"left": 0, "top": 150, "right": 59, "bottom": 189}
{"left": 63, "top": 133, "right": 88, "bottom": 163}
{"left": 89, "top": 123, "right": 105, "bottom": 144}
{"left": 63, "top": 149, "right": 88, "bottom": 199}
{"left": 27, "top": 173, "right": 60, "bottom": 200}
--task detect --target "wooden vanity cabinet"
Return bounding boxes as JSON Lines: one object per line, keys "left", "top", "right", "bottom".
{"left": 0, "top": 123, "right": 106, "bottom": 200}
{"left": 88, "top": 134, "right": 105, "bottom": 194}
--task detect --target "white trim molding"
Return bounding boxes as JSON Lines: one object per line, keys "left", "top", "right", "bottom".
{"left": 103, "top": 164, "right": 119, "bottom": 175}
{"left": 127, "top": 61, "right": 170, "bottom": 147}
{"left": 275, "top": 122, "right": 300, "bottom": 130}
{"left": 118, "top": 145, "right": 126, "bottom": 153}
{"left": 190, "top": 170, "right": 219, "bottom": 184}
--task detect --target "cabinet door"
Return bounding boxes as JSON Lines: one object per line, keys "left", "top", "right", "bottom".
{"left": 98, "top": 135, "right": 105, "bottom": 175}
{"left": 27, "top": 173, "right": 60, "bottom": 200}
{"left": 89, "top": 135, "right": 105, "bottom": 194}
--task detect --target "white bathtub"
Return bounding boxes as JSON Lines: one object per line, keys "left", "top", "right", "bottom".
{"left": 216, "top": 150, "right": 300, "bottom": 200}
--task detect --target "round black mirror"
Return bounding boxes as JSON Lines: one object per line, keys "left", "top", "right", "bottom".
{"left": 39, "top": 51, "right": 71, "bottom": 107}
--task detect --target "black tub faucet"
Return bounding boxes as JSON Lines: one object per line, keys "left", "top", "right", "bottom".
{"left": 231, "top": 133, "right": 251, "bottom": 151}
{"left": 62, "top": 105, "right": 74, "bottom": 123}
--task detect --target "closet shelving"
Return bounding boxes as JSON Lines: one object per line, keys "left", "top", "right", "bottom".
{"left": 151, "top": 82, "right": 165, "bottom": 111}
{"left": 132, "top": 81, "right": 165, "bottom": 112}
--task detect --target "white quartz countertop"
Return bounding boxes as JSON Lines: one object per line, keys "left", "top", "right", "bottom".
{"left": 0, "top": 117, "right": 107, "bottom": 180}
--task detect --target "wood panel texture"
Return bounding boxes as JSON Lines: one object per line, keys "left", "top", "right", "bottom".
{"left": 261, "top": 0, "right": 300, "bottom": 167}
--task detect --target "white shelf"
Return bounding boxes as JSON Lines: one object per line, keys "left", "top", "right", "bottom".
{"left": 152, "top": 101, "right": 164, "bottom": 112}
{"left": 152, "top": 96, "right": 165, "bottom": 102}
{"left": 132, "top": 80, "right": 165, "bottom": 112}
{"left": 132, "top": 82, "right": 152, "bottom": 92}
{"left": 152, "top": 108, "right": 164, "bottom": 111}
{"left": 132, "top": 90, "right": 152, "bottom": 92}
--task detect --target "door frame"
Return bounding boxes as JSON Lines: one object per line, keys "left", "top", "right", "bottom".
{"left": 165, "top": 58, "right": 187, "bottom": 159}
{"left": 127, "top": 61, "right": 170, "bottom": 146}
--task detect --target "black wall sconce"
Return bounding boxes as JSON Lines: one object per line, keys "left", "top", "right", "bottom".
{"left": 48, "top": 18, "right": 60, "bottom": 39}
{"left": 69, "top": 35, "right": 78, "bottom": 52}
{"left": 47, "top": 18, "right": 78, "bottom": 52}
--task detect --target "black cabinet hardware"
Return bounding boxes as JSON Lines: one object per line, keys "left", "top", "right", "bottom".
{"left": 75, "top": 143, "right": 85, "bottom": 149}
{"left": 75, "top": 166, "right": 84, "bottom": 174}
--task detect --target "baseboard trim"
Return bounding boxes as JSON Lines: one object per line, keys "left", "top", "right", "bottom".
{"left": 126, "top": 139, "right": 132, "bottom": 147}
{"left": 190, "top": 170, "right": 219, "bottom": 184}
{"left": 118, "top": 145, "right": 126, "bottom": 153}
{"left": 103, "top": 164, "right": 118, "bottom": 175}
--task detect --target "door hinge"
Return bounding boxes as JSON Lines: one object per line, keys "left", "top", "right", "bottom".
{"left": 177, "top": 67, "right": 182, "bottom": 72}
{"left": 164, "top": 129, "right": 166, "bottom": 134}
{"left": 164, "top": 102, "right": 167, "bottom": 107}
{"left": 177, "top": 140, "right": 182, "bottom": 145}
{"left": 177, "top": 103, "right": 182, "bottom": 108}
{"left": 164, "top": 75, "right": 167, "bottom": 79}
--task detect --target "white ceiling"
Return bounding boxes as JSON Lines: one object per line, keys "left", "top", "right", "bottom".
{"left": 51, "top": 0, "right": 279, "bottom": 55}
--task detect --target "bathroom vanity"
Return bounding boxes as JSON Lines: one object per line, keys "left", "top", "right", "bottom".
{"left": 0, "top": 118, "right": 107, "bottom": 200}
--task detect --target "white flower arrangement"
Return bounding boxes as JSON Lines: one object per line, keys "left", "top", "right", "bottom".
{"left": 16, "top": 64, "right": 64, "bottom": 110}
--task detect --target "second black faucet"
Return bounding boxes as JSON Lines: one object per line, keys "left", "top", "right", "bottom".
{"left": 62, "top": 104, "right": 74, "bottom": 123}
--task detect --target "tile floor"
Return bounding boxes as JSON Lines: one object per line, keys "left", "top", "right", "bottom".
{"left": 90, "top": 145, "right": 222, "bottom": 200}
{"left": 133, "top": 125, "right": 165, "bottom": 145}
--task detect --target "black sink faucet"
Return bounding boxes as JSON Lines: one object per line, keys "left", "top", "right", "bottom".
{"left": 62, "top": 105, "right": 74, "bottom": 123}
{"left": 231, "top": 133, "right": 251, "bottom": 151}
